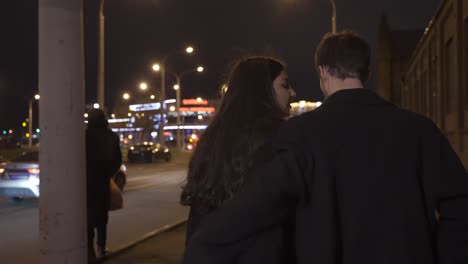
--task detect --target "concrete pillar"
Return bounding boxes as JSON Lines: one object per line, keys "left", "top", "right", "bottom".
{"left": 38, "top": 0, "right": 86, "bottom": 263}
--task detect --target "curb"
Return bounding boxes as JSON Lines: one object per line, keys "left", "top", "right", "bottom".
{"left": 98, "top": 218, "right": 187, "bottom": 262}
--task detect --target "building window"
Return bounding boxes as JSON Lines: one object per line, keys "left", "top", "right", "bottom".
{"left": 430, "top": 39, "right": 438, "bottom": 122}
{"left": 416, "top": 77, "right": 421, "bottom": 113}
{"left": 464, "top": 18, "right": 468, "bottom": 109}
{"left": 411, "top": 77, "right": 416, "bottom": 111}
{"left": 445, "top": 38, "right": 455, "bottom": 113}
{"left": 422, "top": 71, "right": 428, "bottom": 116}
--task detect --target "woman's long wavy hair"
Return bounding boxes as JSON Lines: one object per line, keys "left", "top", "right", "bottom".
{"left": 180, "top": 56, "right": 287, "bottom": 212}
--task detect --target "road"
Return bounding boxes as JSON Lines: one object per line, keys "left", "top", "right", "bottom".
{"left": 0, "top": 155, "right": 190, "bottom": 263}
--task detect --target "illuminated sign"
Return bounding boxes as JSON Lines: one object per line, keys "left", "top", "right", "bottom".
{"left": 183, "top": 99, "right": 208, "bottom": 105}
{"left": 129, "top": 103, "right": 161, "bottom": 112}
{"left": 164, "top": 125, "right": 208, "bottom": 130}
{"left": 111, "top": 128, "right": 144, "bottom": 132}
{"left": 179, "top": 107, "right": 215, "bottom": 113}
{"left": 108, "top": 118, "right": 131, "bottom": 123}
{"left": 128, "top": 99, "right": 176, "bottom": 112}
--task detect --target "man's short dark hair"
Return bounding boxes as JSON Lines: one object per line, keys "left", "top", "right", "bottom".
{"left": 315, "top": 30, "right": 370, "bottom": 82}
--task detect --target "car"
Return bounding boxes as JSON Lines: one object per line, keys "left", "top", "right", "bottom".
{"left": 0, "top": 151, "right": 127, "bottom": 200}
{"left": 127, "top": 143, "right": 171, "bottom": 163}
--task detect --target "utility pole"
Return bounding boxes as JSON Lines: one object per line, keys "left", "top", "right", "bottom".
{"left": 174, "top": 77, "right": 182, "bottom": 150}
{"left": 98, "top": 0, "right": 105, "bottom": 111}
{"left": 158, "top": 66, "right": 166, "bottom": 147}
{"left": 28, "top": 99, "right": 33, "bottom": 147}
{"left": 329, "top": 0, "right": 337, "bottom": 33}
{"left": 38, "top": 0, "right": 86, "bottom": 263}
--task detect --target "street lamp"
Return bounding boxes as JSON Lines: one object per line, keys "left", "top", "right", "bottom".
{"left": 123, "top": 93, "right": 130, "bottom": 100}
{"left": 28, "top": 94, "right": 40, "bottom": 147}
{"left": 139, "top": 82, "right": 148, "bottom": 91}
{"left": 170, "top": 65, "right": 204, "bottom": 150}
{"left": 151, "top": 46, "right": 195, "bottom": 147}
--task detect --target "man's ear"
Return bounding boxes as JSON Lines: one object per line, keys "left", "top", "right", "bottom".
{"left": 318, "top": 66, "right": 328, "bottom": 80}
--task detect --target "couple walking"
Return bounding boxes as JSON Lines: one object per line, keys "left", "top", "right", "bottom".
{"left": 181, "top": 31, "right": 468, "bottom": 264}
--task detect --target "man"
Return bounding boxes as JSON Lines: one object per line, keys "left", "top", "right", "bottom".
{"left": 183, "top": 31, "right": 468, "bottom": 264}
{"left": 86, "top": 109, "right": 122, "bottom": 260}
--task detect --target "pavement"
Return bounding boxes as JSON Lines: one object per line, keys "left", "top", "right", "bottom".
{"left": 101, "top": 222, "right": 187, "bottom": 264}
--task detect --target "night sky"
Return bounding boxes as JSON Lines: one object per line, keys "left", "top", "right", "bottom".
{"left": 1, "top": 0, "right": 440, "bottom": 130}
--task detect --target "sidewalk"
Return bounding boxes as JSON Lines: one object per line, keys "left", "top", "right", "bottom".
{"left": 102, "top": 223, "right": 187, "bottom": 264}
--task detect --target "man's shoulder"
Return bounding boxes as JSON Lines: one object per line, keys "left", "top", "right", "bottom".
{"left": 392, "top": 107, "right": 437, "bottom": 130}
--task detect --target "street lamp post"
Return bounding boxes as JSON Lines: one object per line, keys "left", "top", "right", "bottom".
{"left": 171, "top": 66, "right": 204, "bottom": 150}
{"left": 330, "top": 0, "right": 337, "bottom": 33}
{"left": 28, "top": 94, "right": 40, "bottom": 147}
{"left": 173, "top": 81, "right": 181, "bottom": 150}
{"left": 98, "top": 0, "right": 105, "bottom": 111}
{"left": 151, "top": 46, "right": 194, "bottom": 148}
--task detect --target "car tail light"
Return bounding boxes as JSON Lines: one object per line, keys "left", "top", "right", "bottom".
{"left": 27, "top": 168, "right": 40, "bottom": 174}
{"left": 29, "top": 174, "right": 40, "bottom": 185}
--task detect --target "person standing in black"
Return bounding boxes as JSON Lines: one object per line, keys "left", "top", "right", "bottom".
{"left": 181, "top": 56, "right": 297, "bottom": 263}
{"left": 183, "top": 31, "right": 468, "bottom": 264}
{"left": 86, "top": 109, "right": 122, "bottom": 260}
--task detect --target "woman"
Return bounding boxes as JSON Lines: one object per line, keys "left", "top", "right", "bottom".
{"left": 86, "top": 109, "right": 122, "bottom": 259}
{"left": 181, "top": 56, "right": 296, "bottom": 263}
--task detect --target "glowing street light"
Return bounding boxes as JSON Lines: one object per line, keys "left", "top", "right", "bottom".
{"left": 28, "top": 94, "right": 41, "bottom": 147}
{"left": 173, "top": 84, "right": 180, "bottom": 90}
{"left": 150, "top": 94, "right": 155, "bottom": 100}
{"left": 196, "top": 97, "right": 203, "bottom": 103}
{"left": 93, "top": 103, "right": 100, "bottom": 109}
{"left": 186, "top": 46, "right": 194, "bottom": 54}
{"left": 139, "top": 82, "right": 148, "bottom": 90}
{"left": 123, "top": 93, "right": 130, "bottom": 100}
{"left": 152, "top": 64, "right": 160, "bottom": 72}
{"left": 197, "top": 66, "right": 204, "bottom": 72}
{"left": 221, "top": 84, "right": 228, "bottom": 94}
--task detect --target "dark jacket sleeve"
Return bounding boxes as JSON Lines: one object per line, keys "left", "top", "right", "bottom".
{"left": 186, "top": 207, "right": 202, "bottom": 244}
{"left": 421, "top": 121, "right": 468, "bottom": 264}
{"left": 182, "top": 147, "right": 308, "bottom": 264}
{"left": 110, "top": 131, "right": 122, "bottom": 177}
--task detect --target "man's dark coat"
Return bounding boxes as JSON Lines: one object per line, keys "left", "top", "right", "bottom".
{"left": 183, "top": 88, "right": 468, "bottom": 264}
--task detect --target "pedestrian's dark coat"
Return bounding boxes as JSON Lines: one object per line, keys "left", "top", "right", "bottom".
{"left": 86, "top": 122, "right": 122, "bottom": 227}
{"left": 183, "top": 88, "right": 468, "bottom": 264}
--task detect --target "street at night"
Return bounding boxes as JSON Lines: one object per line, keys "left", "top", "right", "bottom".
{"left": 0, "top": 157, "right": 189, "bottom": 264}
{"left": 2, "top": 0, "right": 468, "bottom": 263}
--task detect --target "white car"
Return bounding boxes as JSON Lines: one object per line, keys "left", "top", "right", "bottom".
{"left": 0, "top": 151, "right": 127, "bottom": 201}
{"left": 0, "top": 152, "right": 40, "bottom": 200}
